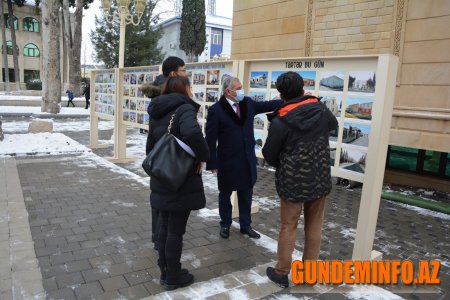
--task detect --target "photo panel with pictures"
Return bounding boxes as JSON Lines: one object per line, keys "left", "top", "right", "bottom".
{"left": 124, "top": 74, "right": 130, "bottom": 84}
{"left": 249, "top": 90, "right": 267, "bottom": 102}
{"left": 123, "top": 112, "right": 129, "bottom": 121}
{"left": 96, "top": 74, "right": 103, "bottom": 83}
{"left": 193, "top": 71, "right": 206, "bottom": 85}
{"left": 297, "top": 71, "right": 316, "bottom": 90}
{"left": 319, "top": 70, "right": 345, "bottom": 92}
{"left": 207, "top": 70, "right": 220, "bottom": 85}
{"left": 123, "top": 86, "right": 129, "bottom": 96}
{"left": 348, "top": 71, "right": 376, "bottom": 95}
{"left": 130, "top": 87, "right": 136, "bottom": 97}
{"left": 145, "top": 73, "right": 154, "bottom": 83}
{"left": 342, "top": 122, "right": 371, "bottom": 148}
{"left": 345, "top": 96, "right": 373, "bottom": 120}
{"left": 122, "top": 99, "right": 129, "bottom": 109}
{"left": 320, "top": 94, "right": 342, "bottom": 117}
{"left": 271, "top": 71, "right": 284, "bottom": 89}
{"left": 144, "top": 114, "right": 150, "bottom": 125}
{"left": 338, "top": 146, "right": 367, "bottom": 174}
{"left": 329, "top": 141, "right": 337, "bottom": 166}
{"left": 250, "top": 71, "right": 268, "bottom": 89}
{"left": 137, "top": 100, "right": 145, "bottom": 111}
{"left": 206, "top": 88, "right": 219, "bottom": 103}
{"left": 108, "top": 74, "right": 114, "bottom": 83}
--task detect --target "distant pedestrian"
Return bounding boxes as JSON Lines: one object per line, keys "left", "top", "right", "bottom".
{"left": 82, "top": 83, "right": 90, "bottom": 109}
{"left": 0, "top": 121, "right": 4, "bottom": 141}
{"left": 66, "top": 89, "right": 75, "bottom": 107}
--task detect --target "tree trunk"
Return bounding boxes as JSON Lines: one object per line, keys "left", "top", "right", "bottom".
{"left": 61, "top": 6, "right": 68, "bottom": 90}
{"left": 6, "top": 0, "right": 19, "bottom": 90}
{"left": 70, "top": 0, "right": 83, "bottom": 96}
{"left": 0, "top": 1, "right": 10, "bottom": 91}
{"left": 41, "top": 0, "right": 61, "bottom": 113}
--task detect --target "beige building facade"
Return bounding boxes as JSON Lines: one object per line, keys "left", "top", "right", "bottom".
{"left": 232, "top": 0, "right": 450, "bottom": 190}
{"left": 0, "top": 3, "right": 68, "bottom": 90}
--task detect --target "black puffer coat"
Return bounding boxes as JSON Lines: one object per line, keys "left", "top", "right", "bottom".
{"left": 262, "top": 96, "right": 338, "bottom": 203}
{"left": 146, "top": 93, "right": 210, "bottom": 211}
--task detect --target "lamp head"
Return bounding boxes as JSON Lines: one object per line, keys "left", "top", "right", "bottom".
{"left": 101, "top": 0, "right": 111, "bottom": 11}
{"left": 119, "top": 0, "right": 130, "bottom": 8}
{"left": 135, "top": 0, "right": 146, "bottom": 14}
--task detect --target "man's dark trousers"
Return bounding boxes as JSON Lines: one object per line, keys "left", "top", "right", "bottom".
{"left": 218, "top": 188, "right": 252, "bottom": 229}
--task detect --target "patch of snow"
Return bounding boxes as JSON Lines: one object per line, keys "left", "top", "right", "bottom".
{"left": 344, "top": 285, "right": 404, "bottom": 300}
{"left": 1, "top": 119, "right": 113, "bottom": 133}
{"left": 111, "top": 201, "right": 137, "bottom": 208}
{"left": 0, "top": 133, "right": 91, "bottom": 156}
{"left": 0, "top": 105, "right": 90, "bottom": 115}
{"left": 340, "top": 228, "right": 356, "bottom": 239}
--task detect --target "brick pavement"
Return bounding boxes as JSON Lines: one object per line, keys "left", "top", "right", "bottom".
{"left": 3, "top": 151, "right": 446, "bottom": 299}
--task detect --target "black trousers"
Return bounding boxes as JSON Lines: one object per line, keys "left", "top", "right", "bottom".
{"left": 151, "top": 208, "right": 160, "bottom": 244}
{"left": 157, "top": 210, "right": 191, "bottom": 281}
{"left": 67, "top": 99, "right": 75, "bottom": 107}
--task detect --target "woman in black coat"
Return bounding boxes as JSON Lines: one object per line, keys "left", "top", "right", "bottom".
{"left": 146, "top": 76, "right": 209, "bottom": 290}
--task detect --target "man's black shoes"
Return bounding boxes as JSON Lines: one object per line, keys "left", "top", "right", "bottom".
{"left": 240, "top": 226, "right": 261, "bottom": 239}
{"left": 266, "top": 267, "right": 289, "bottom": 288}
{"left": 219, "top": 227, "right": 230, "bottom": 239}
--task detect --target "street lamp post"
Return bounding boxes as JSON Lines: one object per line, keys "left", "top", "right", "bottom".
{"left": 100, "top": 0, "right": 146, "bottom": 68}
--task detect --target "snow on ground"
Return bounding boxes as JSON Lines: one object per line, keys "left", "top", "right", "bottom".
{"left": 0, "top": 95, "right": 43, "bottom": 101}
{"left": 387, "top": 201, "right": 450, "bottom": 221}
{"left": 344, "top": 285, "right": 404, "bottom": 300}
{"left": 0, "top": 133, "right": 90, "bottom": 155}
{"left": 1, "top": 119, "right": 114, "bottom": 133}
{"left": 0, "top": 106, "right": 89, "bottom": 115}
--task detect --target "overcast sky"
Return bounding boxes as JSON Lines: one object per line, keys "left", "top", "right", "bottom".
{"left": 81, "top": 0, "right": 233, "bottom": 65}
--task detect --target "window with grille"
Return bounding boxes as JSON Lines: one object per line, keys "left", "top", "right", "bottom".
{"left": 23, "top": 17, "right": 39, "bottom": 32}
{"left": 24, "top": 43, "right": 40, "bottom": 57}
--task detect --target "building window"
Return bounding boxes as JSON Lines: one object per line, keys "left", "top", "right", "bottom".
{"left": 208, "top": 0, "right": 216, "bottom": 15}
{"left": 24, "top": 69, "right": 40, "bottom": 82}
{"left": 23, "top": 17, "right": 39, "bottom": 32}
{"left": 4, "top": 14, "right": 18, "bottom": 30}
{"left": 2, "top": 40, "right": 19, "bottom": 55}
{"left": 24, "top": 43, "right": 40, "bottom": 57}
{"left": 211, "top": 28, "right": 222, "bottom": 45}
{"left": 387, "top": 145, "right": 450, "bottom": 178}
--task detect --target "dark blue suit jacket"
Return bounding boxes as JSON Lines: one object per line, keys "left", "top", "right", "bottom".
{"left": 205, "top": 96, "right": 283, "bottom": 191}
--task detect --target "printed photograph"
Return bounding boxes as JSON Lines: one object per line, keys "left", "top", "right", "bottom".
{"left": 342, "top": 122, "right": 371, "bottom": 148}
{"left": 250, "top": 71, "right": 268, "bottom": 88}
{"left": 144, "top": 100, "right": 151, "bottom": 110}
{"left": 130, "top": 99, "right": 137, "bottom": 110}
{"left": 108, "top": 73, "right": 114, "bottom": 83}
{"left": 319, "top": 71, "right": 345, "bottom": 92}
{"left": 129, "top": 112, "right": 137, "bottom": 123}
{"left": 339, "top": 146, "right": 367, "bottom": 174}
{"left": 123, "top": 99, "right": 129, "bottom": 109}
{"left": 123, "top": 112, "right": 129, "bottom": 122}
{"left": 193, "top": 87, "right": 205, "bottom": 102}
{"left": 348, "top": 71, "right": 376, "bottom": 94}
{"left": 345, "top": 97, "right": 373, "bottom": 120}
{"left": 137, "top": 89, "right": 144, "bottom": 98}
{"left": 144, "top": 114, "right": 150, "bottom": 125}
{"left": 138, "top": 74, "right": 145, "bottom": 84}
{"left": 207, "top": 70, "right": 220, "bottom": 85}
{"left": 137, "top": 113, "right": 144, "bottom": 124}
{"left": 197, "top": 106, "right": 204, "bottom": 120}
{"left": 137, "top": 100, "right": 145, "bottom": 111}
{"left": 130, "top": 87, "right": 136, "bottom": 97}
{"left": 206, "top": 88, "right": 219, "bottom": 103}
{"left": 298, "top": 71, "right": 316, "bottom": 90}
{"left": 186, "top": 70, "right": 192, "bottom": 83}
{"left": 254, "top": 131, "right": 265, "bottom": 151}
{"left": 249, "top": 91, "right": 266, "bottom": 102}
{"left": 254, "top": 114, "right": 267, "bottom": 130}
{"left": 329, "top": 141, "right": 337, "bottom": 166}
{"left": 320, "top": 94, "right": 342, "bottom": 117}
{"left": 130, "top": 74, "right": 137, "bottom": 85}
{"left": 329, "top": 124, "right": 339, "bottom": 143}
{"left": 108, "top": 105, "right": 114, "bottom": 116}
{"left": 123, "top": 74, "right": 129, "bottom": 84}
{"left": 96, "top": 74, "right": 103, "bottom": 84}
{"left": 94, "top": 104, "right": 99, "bottom": 113}
{"left": 193, "top": 71, "right": 206, "bottom": 85}
{"left": 145, "top": 74, "right": 153, "bottom": 83}
{"left": 271, "top": 71, "right": 284, "bottom": 89}
{"left": 123, "top": 86, "right": 129, "bottom": 97}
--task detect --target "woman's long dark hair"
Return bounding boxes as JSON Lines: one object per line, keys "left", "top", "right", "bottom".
{"left": 162, "top": 76, "right": 191, "bottom": 97}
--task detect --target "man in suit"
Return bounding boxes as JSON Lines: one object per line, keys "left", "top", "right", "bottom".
{"left": 206, "top": 76, "right": 283, "bottom": 239}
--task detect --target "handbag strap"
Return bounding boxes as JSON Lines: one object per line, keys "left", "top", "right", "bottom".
{"left": 167, "top": 104, "right": 191, "bottom": 134}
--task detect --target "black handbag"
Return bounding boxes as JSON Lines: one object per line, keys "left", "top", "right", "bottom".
{"left": 142, "top": 109, "right": 195, "bottom": 192}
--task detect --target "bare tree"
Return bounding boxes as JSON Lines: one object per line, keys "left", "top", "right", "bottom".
{"left": 41, "top": 0, "right": 61, "bottom": 113}
{"left": 0, "top": 1, "right": 10, "bottom": 91}
{"left": 6, "top": 0, "right": 20, "bottom": 90}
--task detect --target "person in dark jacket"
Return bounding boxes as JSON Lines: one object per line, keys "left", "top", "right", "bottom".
{"left": 205, "top": 76, "right": 283, "bottom": 239}
{"left": 262, "top": 71, "right": 338, "bottom": 288}
{"left": 66, "top": 89, "right": 75, "bottom": 107}
{"left": 144, "top": 56, "right": 187, "bottom": 250}
{"left": 146, "top": 76, "right": 209, "bottom": 291}
{"left": 82, "top": 83, "right": 90, "bottom": 109}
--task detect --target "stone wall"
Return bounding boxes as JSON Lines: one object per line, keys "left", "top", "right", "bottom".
{"left": 231, "top": 0, "right": 450, "bottom": 153}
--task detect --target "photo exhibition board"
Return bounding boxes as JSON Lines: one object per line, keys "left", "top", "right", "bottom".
{"left": 242, "top": 56, "right": 387, "bottom": 183}
{"left": 120, "top": 66, "right": 160, "bottom": 129}
{"left": 185, "top": 61, "right": 234, "bottom": 131}
{"left": 93, "top": 69, "right": 116, "bottom": 121}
